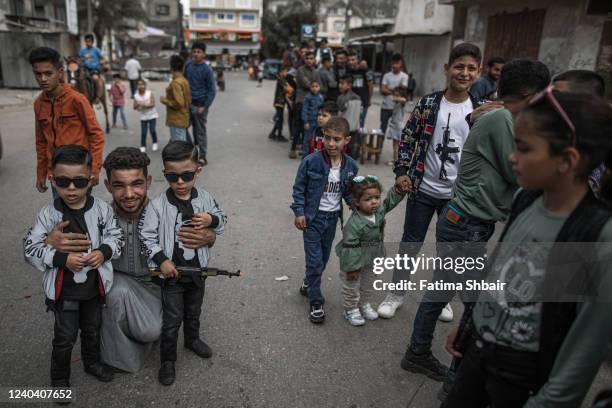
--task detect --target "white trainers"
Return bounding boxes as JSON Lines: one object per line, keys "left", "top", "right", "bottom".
{"left": 344, "top": 308, "right": 365, "bottom": 326}
{"left": 152, "top": 143, "right": 159, "bottom": 152}
{"left": 139, "top": 146, "right": 146, "bottom": 153}
{"left": 438, "top": 303, "right": 454, "bottom": 322}
{"left": 360, "top": 303, "right": 379, "bottom": 320}
{"left": 377, "top": 292, "right": 405, "bottom": 319}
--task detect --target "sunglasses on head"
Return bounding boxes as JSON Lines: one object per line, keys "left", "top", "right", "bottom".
{"left": 353, "top": 175, "right": 379, "bottom": 183}
{"left": 53, "top": 176, "right": 90, "bottom": 189}
{"left": 163, "top": 171, "right": 197, "bottom": 183}
{"left": 529, "top": 86, "right": 577, "bottom": 146}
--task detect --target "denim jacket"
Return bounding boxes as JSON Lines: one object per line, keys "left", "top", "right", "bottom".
{"left": 291, "top": 150, "right": 358, "bottom": 224}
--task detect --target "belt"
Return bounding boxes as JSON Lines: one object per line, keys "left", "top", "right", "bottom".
{"left": 446, "top": 202, "right": 494, "bottom": 226}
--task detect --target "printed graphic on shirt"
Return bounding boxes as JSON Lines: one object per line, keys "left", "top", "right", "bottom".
{"left": 175, "top": 214, "right": 197, "bottom": 262}
{"left": 434, "top": 112, "right": 460, "bottom": 181}
{"left": 318, "top": 167, "right": 342, "bottom": 212}
{"left": 477, "top": 241, "right": 550, "bottom": 350}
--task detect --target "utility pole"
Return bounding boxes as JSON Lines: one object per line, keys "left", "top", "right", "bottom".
{"left": 87, "top": 0, "right": 93, "bottom": 34}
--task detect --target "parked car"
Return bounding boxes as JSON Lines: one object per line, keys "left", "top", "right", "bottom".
{"left": 263, "top": 59, "right": 282, "bottom": 80}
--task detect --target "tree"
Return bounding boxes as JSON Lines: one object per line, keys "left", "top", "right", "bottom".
{"left": 77, "top": 0, "right": 147, "bottom": 60}
{"left": 262, "top": 0, "right": 318, "bottom": 58}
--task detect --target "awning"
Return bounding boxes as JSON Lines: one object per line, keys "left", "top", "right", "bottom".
{"left": 349, "top": 30, "right": 450, "bottom": 44}
{"left": 205, "top": 43, "right": 261, "bottom": 56}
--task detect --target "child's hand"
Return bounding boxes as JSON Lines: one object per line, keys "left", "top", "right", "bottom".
{"left": 192, "top": 212, "right": 213, "bottom": 229}
{"left": 160, "top": 96, "right": 167, "bottom": 104}
{"left": 346, "top": 271, "right": 360, "bottom": 281}
{"left": 160, "top": 260, "right": 178, "bottom": 279}
{"left": 66, "top": 253, "right": 86, "bottom": 272}
{"left": 294, "top": 216, "right": 307, "bottom": 230}
{"left": 395, "top": 175, "right": 412, "bottom": 194}
{"left": 84, "top": 250, "right": 104, "bottom": 269}
{"left": 304, "top": 123, "right": 310, "bottom": 130}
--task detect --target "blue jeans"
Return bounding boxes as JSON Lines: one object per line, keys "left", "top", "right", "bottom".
{"left": 140, "top": 119, "right": 158, "bottom": 147}
{"left": 190, "top": 105, "right": 208, "bottom": 160}
{"left": 390, "top": 191, "right": 449, "bottom": 295}
{"left": 112, "top": 105, "right": 127, "bottom": 127}
{"left": 169, "top": 126, "right": 187, "bottom": 142}
{"left": 303, "top": 210, "right": 339, "bottom": 305}
{"left": 409, "top": 202, "right": 494, "bottom": 354}
{"left": 359, "top": 106, "right": 369, "bottom": 128}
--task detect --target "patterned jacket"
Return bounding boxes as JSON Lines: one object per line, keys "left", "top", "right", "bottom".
{"left": 393, "top": 90, "right": 483, "bottom": 200}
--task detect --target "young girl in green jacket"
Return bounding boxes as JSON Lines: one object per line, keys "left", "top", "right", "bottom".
{"left": 335, "top": 176, "right": 406, "bottom": 326}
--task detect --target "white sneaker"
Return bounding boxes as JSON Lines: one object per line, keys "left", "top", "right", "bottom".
{"left": 438, "top": 303, "right": 454, "bottom": 322}
{"left": 139, "top": 146, "right": 146, "bottom": 153}
{"left": 360, "top": 303, "right": 379, "bottom": 320}
{"left": 152, "top": 143, "right": 159, "bottom": 152}
{"left": 343, "top": 308, "right": 365, "bottom": 326}
{"left": 377, "top": 292, "right": 405, "bottom": 319}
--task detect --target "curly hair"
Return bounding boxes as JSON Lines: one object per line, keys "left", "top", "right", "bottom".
{"left": 349, "top": 177, "right": 383, "bottom": 203}
{"left": 103, "top": 147, "right": 151, "bottom": 178}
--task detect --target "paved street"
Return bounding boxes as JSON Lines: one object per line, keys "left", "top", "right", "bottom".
{"left": 0, "top": 73, "right": 609, "bottom": 408}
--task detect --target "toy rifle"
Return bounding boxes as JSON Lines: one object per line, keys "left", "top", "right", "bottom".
{"left": 150, "top": 266, "right": 242, "bottom": 279}
{"left": 435, "top": 112, "right": 460, "bottom": 180}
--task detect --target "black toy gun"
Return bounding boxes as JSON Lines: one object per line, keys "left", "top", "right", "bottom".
{"left": 452, "top": 302, "right": 475, "bottom": 353}
{"left": 435, "top": 112, "right": 460, "bottom": 180}
{"left": 150, "top": 266, "right": 242, "bottom": 279}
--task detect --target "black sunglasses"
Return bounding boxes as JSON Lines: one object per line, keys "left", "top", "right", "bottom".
{"left": 53, "top": 176, "right": 90, "bottom": 189}
{"left": 163, "top": 171, "right": 196, "bottom": 183}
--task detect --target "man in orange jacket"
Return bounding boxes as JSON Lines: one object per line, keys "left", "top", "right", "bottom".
{"left": 29, "top": 47, "right": 105, "bottom": 193}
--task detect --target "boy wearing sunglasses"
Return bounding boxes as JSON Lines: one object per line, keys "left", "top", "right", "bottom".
{"left": 139, "top": 141, "right": 226, "bottom": 386}
{"left": 23, "top": 144, "right": 123, "bottom": 389}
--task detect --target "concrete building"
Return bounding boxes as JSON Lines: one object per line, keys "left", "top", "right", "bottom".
{"left": 145, "top": 0, "right": 184, "bottom": 48}
{"left": 440, "top": 0, "right": 612, "bottom": 98}
{"left": 349, "top": 0, "right": 454, "bottom": 95}
{"left": 317, "top": 0, "right": 364, "bottom": 47}
{"left": 187, "top": 0, "right": 263, "bottom": 58}
{"left": 0, "top": 0, "right": 79, "bottom": 88}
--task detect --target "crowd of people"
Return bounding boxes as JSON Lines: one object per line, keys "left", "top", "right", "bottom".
{"left": 290, "top": 40, "right": 612, "bottom": 408}
{"left": 270, "top": 41, "right": 418, "bottom": 162}
{"left": 20, "top": 33, "right": 612, "bottom": 408}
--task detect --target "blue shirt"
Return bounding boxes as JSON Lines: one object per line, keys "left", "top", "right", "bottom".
{"left": 79, "top": 46, "right": 102, "bottom": 71}
{"left": 184, "top": 60, "right": 216, "bottom": 108}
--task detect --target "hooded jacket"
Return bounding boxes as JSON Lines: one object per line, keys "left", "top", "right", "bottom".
{"left": 23, "top": 196, "right": 123, "bottom": 301}
{"left": 34, "top": 83, "right": 105, "bottom": 181}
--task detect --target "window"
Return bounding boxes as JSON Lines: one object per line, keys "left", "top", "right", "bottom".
{"left": 217, "top": 12, "right": 235, "bottom": 23}
{"left": 333, "top": 21, "right": 345, "bottom": 32}
{"left": 194, "top": 11, "right": 210, "bottom": 26}
{"left": 236, "top": 0, "right": 251, "bottom": 7}
{"left": 156, "top": 5, "right": 170, "bottom": 16}
{"left": 198, "top": 0, "right": 215, "bottom": 6}
{"left": 240, "top": 13, "right": 256, "bottom": 27}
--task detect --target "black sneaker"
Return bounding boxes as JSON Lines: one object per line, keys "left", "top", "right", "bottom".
{"left": 299, "top": 279, "right": 309, "bottom": 297}
{"left": 158, "top": 361, "right": 175, "bottom": 386}
{"left": 185, "top": 338, "right": 213, "bottom": 359}
{"left": 400, "top": 349, "right": 448, "bottom": 381}
{"left": 309, "top": 303, "right": 325, "bottom": 324}
{"left": 268, "top": 131, "right": 276, "bottom": 139}
{"left": 276, "top": 135, "right": 289, "bottom": 142}
{"left": 84, "top": 362, "right": 114, "bottom": 382}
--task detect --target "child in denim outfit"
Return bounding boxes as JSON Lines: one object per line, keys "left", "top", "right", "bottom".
{"left": 291, "top": 117, "right": 358, "bottom": 324}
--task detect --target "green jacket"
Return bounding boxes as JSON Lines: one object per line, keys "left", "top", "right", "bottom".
{"left": 335, "top": 188, "right": 405, "bottom": 272}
